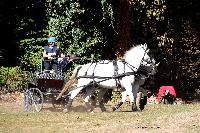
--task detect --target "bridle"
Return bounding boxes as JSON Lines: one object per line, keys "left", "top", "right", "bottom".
{"left": 139, "top": 47, "right": 157, "bottom": 77}
{"left": 122, "top": 46, "right": 154, "bottom": 72}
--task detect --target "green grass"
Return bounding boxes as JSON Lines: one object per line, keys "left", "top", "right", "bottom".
{"left": 0, "top": 103, "right": 200, "bottom": 133}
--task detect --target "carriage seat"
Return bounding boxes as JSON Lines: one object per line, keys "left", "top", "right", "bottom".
{"left": 37, "top": 58, "right": 66, "bottom": 80}
{"left": 41, "top": 57, "right": 68, "bottom": 73}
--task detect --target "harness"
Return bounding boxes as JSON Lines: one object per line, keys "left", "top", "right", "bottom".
{"left": 74, "top": 47, "right": 155, "bottom": 89}
{"left": 113, "top": 60, "right": 121, "bottom": 88}
{"left": 76, "top": 60, "right": 143, "bottom": 89}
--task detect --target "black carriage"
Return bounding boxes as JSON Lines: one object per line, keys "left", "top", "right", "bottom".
{"left": 23, "top": 58, "right": 70, "bottom": 112}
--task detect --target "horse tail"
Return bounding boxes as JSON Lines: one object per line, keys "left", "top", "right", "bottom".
{"left": 56, "top": 65, "right": 82, "bottom": 100}
{"left": 70, "top": 65, "right": 82, "bottom": 80}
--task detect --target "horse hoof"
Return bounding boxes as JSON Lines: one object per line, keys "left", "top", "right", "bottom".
{"left": 63, "top": 108, "right": 70, "bottom": 113}
{"left": 99, "top": 104, "right": 106, "bottom": 112}
{"left": 100, "top": 107, "right": 106, "bottom": 112}
{"left": 85, "top": 102, "right": 95, "bottom": 112}
{"left": 90, "top": 111, "right": 95, "bottom": 114}
{"left": 85, "top": 105, "right": 94, "bottom": 112}
{"left": 139, "top": 105, "right": 145, "bottom": 111}
{"left": 132, "top": 107, "right": 137, "bottom": 112}
{"left": 112, "top": 107, "right": 117, "bottom": 112}
{"left": 86, "top": 106, "right": 95, "bottom": 112}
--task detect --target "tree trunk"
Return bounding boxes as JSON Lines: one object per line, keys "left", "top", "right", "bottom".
{"left": 114, "top": 0, "right": 133, "bottom": 58}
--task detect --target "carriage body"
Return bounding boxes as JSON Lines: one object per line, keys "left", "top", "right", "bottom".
{"left": 23, "top": 58, "right": 69, "bottom": 112}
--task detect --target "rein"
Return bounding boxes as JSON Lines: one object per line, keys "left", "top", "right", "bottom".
{"left": 69, "top": 71, "right": 137, "bottom": 92}
{"left": 77, "top": 71, "right": 136, "bottom": 79}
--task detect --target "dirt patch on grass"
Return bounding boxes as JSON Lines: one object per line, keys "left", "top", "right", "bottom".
{"left": 0, "top": 92, "right": 24, "bottom": 112}
{"left": 0, "top": 92, "right": 110, "bottom": 113}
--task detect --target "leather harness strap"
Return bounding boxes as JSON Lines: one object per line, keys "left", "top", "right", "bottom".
{"left": 112, "top": 60, "right": 122, "bottom": 88}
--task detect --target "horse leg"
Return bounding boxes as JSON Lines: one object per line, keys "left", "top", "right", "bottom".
{"left": 125, "top": 90, "right": 137, "bottom": 112}
{"left": 112, "top": 90, "right": 126, "bottom": 112}
{"left": 90, "top": 94, "right": 97, "bottom": 107}
{"left": 112, "top": 101, "right": 123, "bottom": 112}
{"left": 131, "top": 83, "right": 140, "bottom": 111}
{"left": 135, "top": 79, "right": 147, "bottom": 111}
{"left": 136, "top": 91, "right": 142, "bottom": 110}
{"left": 63, "top": 86, "right": 83, "bottom": 113}
{"left": 97, "top": 88, "right": 107, "bottom": 112}
{"left": 63, "top": 97, "right": 73, "bottom": 113}
{"left": 83, "top": 85, "right": 95, "bottom": 112}
{"left": 137, "top": 87, "right": 148, "bottom": 111}
{"left": 119, "top": 76, "right": 139, "bottom": 112}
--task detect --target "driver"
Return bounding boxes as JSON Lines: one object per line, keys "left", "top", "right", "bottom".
{"left": 43, "top": 36, "right": 59, "bottom": 71}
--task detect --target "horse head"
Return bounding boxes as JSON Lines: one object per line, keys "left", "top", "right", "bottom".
{"left": 139, "top": 47, "right": 159, "bottom": 78}
{"left": 124, "top": 44, "right": 151, "bottom": 71}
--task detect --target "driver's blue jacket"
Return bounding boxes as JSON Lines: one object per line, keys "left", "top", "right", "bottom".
{"left": 44, "top": 45, "right": 59, "bottom": 55}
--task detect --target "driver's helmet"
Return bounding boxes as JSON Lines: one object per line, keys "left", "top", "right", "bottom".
{"left": 48, "top": 37, "right": 56, "bottom": 43}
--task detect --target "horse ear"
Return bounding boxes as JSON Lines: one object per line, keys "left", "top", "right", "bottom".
{"left": 156, "top": 62, "right": 160, "bottom": 66}
{"left": 144, "top": 43, "right": 147, "bottom": 48}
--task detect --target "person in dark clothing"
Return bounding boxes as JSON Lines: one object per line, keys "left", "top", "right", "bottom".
{"left": 43, "top": 36, "right": 59, "bottom": 71}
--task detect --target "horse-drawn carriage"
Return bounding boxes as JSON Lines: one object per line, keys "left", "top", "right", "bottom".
{"left": 56, "top": 44, "right": 158, "bottom": 112}
{"left": 23, "top": 57, "right": 70, "bottom": 112}
{"left": 23, "top": 44, "right": 158, "bottom": 112}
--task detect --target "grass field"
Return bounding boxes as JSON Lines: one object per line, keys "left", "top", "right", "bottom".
{"left": 0, "top": 101, "right": 200, "bottom": 133}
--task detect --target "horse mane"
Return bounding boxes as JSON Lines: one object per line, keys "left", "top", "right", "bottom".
{"left": 124, "top": 44, "right": 147, "bottom": 62}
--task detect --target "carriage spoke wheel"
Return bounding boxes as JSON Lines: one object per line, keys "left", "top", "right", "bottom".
{"left": 24, "top": 88, "right": 44, "bottom": 112}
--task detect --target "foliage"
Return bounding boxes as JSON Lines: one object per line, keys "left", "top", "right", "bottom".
{"left": 111, "top": 89, "right": 121, "bottom": 104}
{"left": 127, "top": 0, "right": 199, "bottom": 92}
{"left": 153, "top": 0, "right": 200, "bottom": 92}
{"left": 0, "top": 0, "right": 199, "bottom": 94}
{"left": 46, "top": 0, "right": 116, "bottom": 63}
{"left": 18, "top": 38, "right": 44, "bottom": 71}
{"left": 0, "top": 66, "right": 28, "bottom": 92}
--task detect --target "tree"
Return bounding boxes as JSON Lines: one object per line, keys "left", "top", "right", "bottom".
{"left": 0, "top": 0, "right": 199, "bottom": 95}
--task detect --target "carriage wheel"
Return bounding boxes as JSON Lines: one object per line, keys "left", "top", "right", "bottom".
{"left": 24, "top": 88, "right": 44, "bottom": 112}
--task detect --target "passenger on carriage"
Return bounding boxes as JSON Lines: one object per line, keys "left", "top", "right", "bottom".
{"left": 58, "top": 53, "right": 75, "bottom": 72}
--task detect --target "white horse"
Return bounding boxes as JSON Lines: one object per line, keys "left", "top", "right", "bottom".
{"left": 83, "top": 56, "right": 158, "bottom": 112}
{"left": 112, "top": 57, "right": 158, "bottom": 111}
{"left": 57, "top": 44, "right": 153, "bottom": 112}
